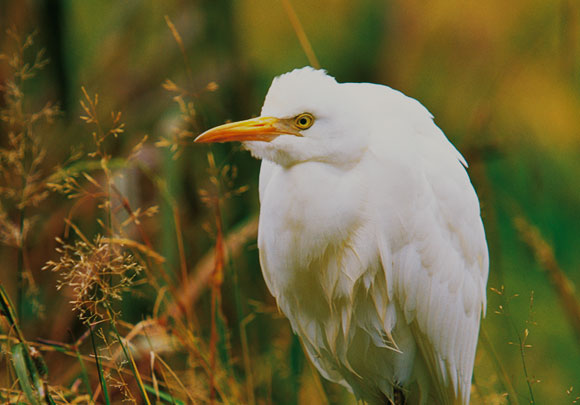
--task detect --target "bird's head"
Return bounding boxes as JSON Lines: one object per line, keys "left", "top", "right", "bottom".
{"left": 194, "top": 67, "right": 370, "bottom": 168}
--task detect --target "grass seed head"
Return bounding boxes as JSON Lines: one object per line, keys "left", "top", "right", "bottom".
{"left": 44, "top": 236, "right": 143, "bottom": 323}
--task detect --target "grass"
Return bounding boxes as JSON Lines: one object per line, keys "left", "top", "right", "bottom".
{"left": 0, "top": 1, "right": 579, "bottom": 404}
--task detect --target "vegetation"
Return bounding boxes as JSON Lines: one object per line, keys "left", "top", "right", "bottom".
{"left": 0, "top": 1, "right": 579, "bottom": 404}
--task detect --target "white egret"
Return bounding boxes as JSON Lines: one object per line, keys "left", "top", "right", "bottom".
{"left": 195, "top": 67, "right": 488, "bottom": 405}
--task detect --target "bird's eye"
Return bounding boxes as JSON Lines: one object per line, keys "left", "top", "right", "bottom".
{"left": 294, "top": 113, "right": 315, "bottom": 130}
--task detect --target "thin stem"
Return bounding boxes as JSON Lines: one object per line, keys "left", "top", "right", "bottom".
{"left": 280, "top": 0, "right": 321, "bottom": 69}
{"left": 239, "top": 314, "right": 256, "bottom": 405}
{"left": 209, "top": 195, "right": 225, "bottom": 405}
{"left": 172, "top": 205, "right": 189, "bottom": 291}
{"left": 89, "top": 327, "right": 111, "bottom": 405}
{"left": 17, "top": 208, "right": 25, "bottom": 321}
{"left": 502, "top": 291, "right": 536, "bottom": 404}
{"left": 105, "top": 304, "right": 151, "bottom": 405}
{"left": 479, "top": 326, "right": 520, "bottom": 405}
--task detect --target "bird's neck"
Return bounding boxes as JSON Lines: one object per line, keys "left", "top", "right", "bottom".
{"left": 258, "top": 161, "right": 372, "bottom": 298}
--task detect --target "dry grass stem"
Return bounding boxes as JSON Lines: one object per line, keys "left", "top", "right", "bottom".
{"left": 280, "top": 0, "right": 321, "bottom": 69}
{"left": 514, "top": 216, "right": 580, "bottom": 344}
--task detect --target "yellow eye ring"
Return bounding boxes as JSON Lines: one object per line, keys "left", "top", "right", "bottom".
{"left": 294, "top": 113, "right": 315, "bottom": 130}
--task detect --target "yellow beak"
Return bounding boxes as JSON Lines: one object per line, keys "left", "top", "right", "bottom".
{"left": 194, "top": 116, "right": 300, "bottom": 144}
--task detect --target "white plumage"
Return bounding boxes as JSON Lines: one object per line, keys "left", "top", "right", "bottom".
{"left": 195, "top": 67, "right": 489, "bottom": 405}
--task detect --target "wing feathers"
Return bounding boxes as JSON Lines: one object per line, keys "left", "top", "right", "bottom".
{"left": 375, "top": 134, "right": 488, "bottom": 404}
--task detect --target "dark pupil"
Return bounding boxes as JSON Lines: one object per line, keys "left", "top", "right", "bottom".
{"left": 299, "top": 117, "right": 308, "bottom": 126}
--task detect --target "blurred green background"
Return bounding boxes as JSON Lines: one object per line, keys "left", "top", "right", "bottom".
{"left": 0, "top": 0, "right": 579, "bottom": 404}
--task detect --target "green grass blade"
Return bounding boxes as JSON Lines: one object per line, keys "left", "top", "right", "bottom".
{"left": 75, "top": 346, "right": 94, "bottom": 401}
{"left": 143, "top": 383, "right": 185, "bottom": 405}
{"left": 12, "top": 343, "right": 41, "bottom": 405}
{"left": 120, "top": 337, "right": 152, "bottom": 405}
{"left": 0, "top": 283, "right": 26, "bottom": 343}
{"left": 47, "top": 157, "right": 129, "bottom": 183}
{"left": 2, "top": 285, "right": 55, "bottom": 403}
{"left": 45, "top": 390, "right": 58, "bottom": 405}
{"left": 90, "top": 327, "right": 111, "bottom": 405}
{"left": 106, "top": 305, "right": 151, "bottom": 405}
{"left": 216, "top": 304, "right": 231, "bottom": 373}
